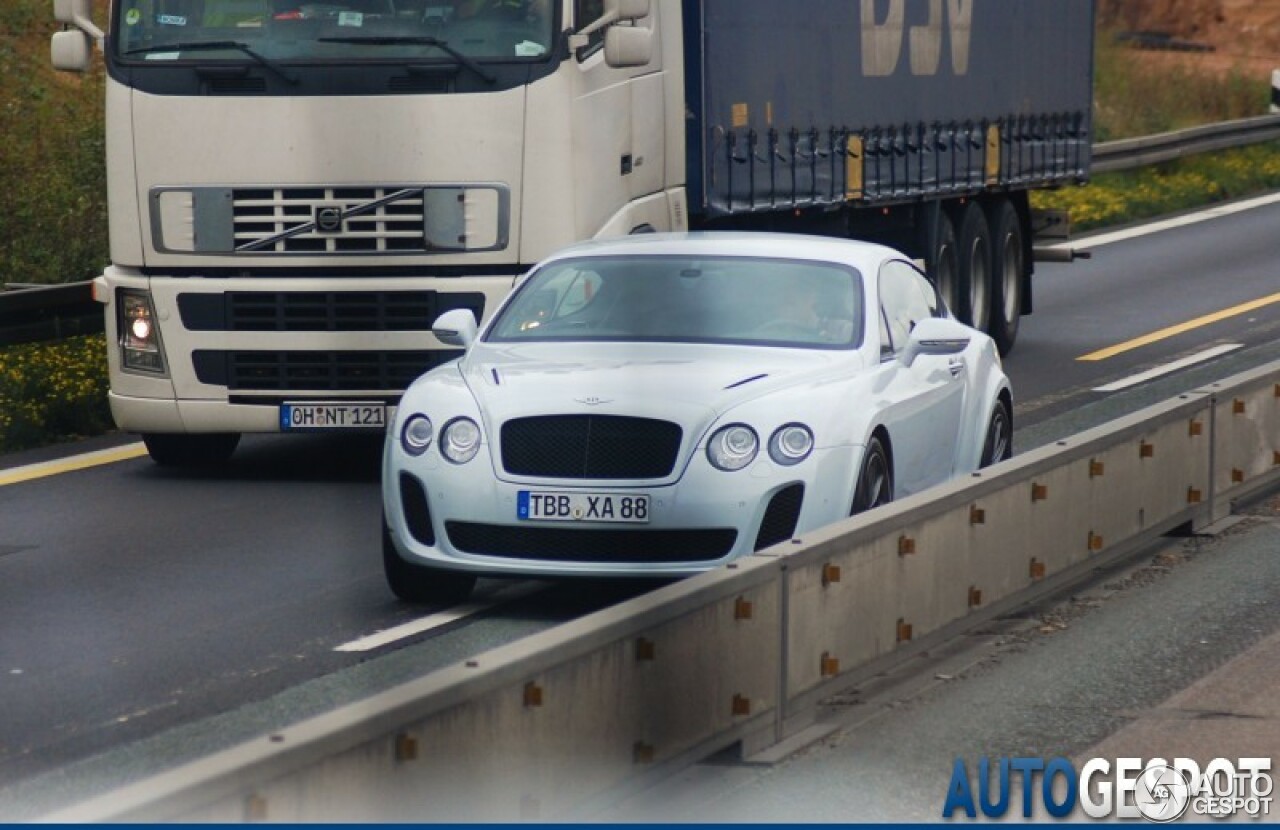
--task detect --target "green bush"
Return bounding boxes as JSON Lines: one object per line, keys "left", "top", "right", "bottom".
{"left": 1033, "top": 142, "right": 1280, "bottom": 233}
{"left": 0, "top": 335, "right": 112, "bottom": 452}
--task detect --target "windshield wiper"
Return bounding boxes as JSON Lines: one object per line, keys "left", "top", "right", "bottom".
{"left": 317, "top": 36, "right": 496, "bottom": 85}
{"left": 124, "top": 41, "right": 299, "bottom": 85}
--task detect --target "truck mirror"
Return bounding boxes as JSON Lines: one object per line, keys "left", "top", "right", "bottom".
{"left": 53, "top": 0, "right": 105, "bottom": 42}
{"left": 53, "top": 0, "right": 91, "bottom": 24}
{"left": 606, "top": 0, "right": 650, "bottom": 21}
{"left": 571, "top": 0, "right": 649, "bottom": 48}
{"left": 604, "top": 25, "right": 651, "bottom": 68}
{"left": 51, "top": 29, "right": 92, "bottom": 73}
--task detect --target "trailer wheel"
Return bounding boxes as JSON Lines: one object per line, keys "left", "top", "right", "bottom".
{"left": 986, "top": 199, "right": 1024, "bottom": 355}
{"left": 957, "top": 202, "right": 992, "bottom": 333}
{"left": 142, "top": 433, "right": 240, "bottom": 466}
{"left": 929, "top": 210, "right": 961, "bottom": 317}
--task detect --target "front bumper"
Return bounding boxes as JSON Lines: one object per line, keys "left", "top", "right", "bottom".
{"left": 382, "top": 442, "right": 859, "bottom": 578}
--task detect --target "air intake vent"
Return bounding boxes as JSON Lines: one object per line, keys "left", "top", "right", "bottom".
{"left": 445, "top": 522, "right": 737, "bottom": 563}
{"left": 191, "top": 349, "right": 460, "bottom": 392}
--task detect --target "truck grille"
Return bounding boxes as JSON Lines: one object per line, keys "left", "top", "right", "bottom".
{"left": 500, "top": 415, "right": 683, "bottom": 480}
{"left": 177, "top": 290, "right": 485, "bottom": 333}
{"left": 233, "top": 187, "right": 427, "bottom": 253}
{"left": 192, "top": 349, "right": 459, "bottom": 392}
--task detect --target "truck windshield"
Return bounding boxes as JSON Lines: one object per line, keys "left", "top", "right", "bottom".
{"left": 113, "top": 0, "right": 556, "bottom": 62}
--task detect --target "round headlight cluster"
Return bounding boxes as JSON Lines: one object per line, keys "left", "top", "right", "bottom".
{"left": 401, "top": 415, "right": 433, "bottom": 456}
{"left": 769, "top": 424, "right": 814, "bottom": 466}
{"left": 707, "top": 424, "right": 758, "bottom": 471}
{"left": 708, "top": 422, "right": 815, "bottom": 471}
{"left": 441, "top": 417, "right": 482, "bottom": 464}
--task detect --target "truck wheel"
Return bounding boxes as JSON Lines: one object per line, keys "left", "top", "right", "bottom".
{"left": 957, "top": 202, "right": 992, "bottom": 333}
{"left": 142, "top": 433, "right": 240, "bottom": 466}
{"left": 986, "top": 199, "right": 1024, "bottom": 356}
{"left": 382, "top": 516, "right": 476, "bottom": 605}
{"left": 929, "top": 210, "right": 961, "bottom": 317}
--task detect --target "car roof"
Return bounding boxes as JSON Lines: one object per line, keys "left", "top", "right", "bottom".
{"left": 538, "top": 232, "right": 902, "bottom": 271}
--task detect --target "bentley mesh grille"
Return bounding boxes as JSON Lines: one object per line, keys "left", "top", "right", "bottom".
{"left": 500, "top": 415, "right": 683, "bottom": 480}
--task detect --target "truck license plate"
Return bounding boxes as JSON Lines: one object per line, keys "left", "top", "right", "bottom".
{"left": 517, "top": 491, "right": 650, "bottom": 524}
{"left": 280, "top": 402, "right": 387, "bottom": 431}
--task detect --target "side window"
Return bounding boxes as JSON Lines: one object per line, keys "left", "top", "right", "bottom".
{"left": 878, "top": 260, "right": 941, "bottom": 357}
{"left": 574, "top": 0, "right": 605, "bottom": 54}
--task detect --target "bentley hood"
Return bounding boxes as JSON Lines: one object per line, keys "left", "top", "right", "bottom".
{"left": 454, "top": 341, "right": 863, "bottom": 443}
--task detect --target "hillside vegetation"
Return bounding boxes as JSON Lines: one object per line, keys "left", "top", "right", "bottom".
{"left": 0, "top": 1, "right": 108, "bottom": 287}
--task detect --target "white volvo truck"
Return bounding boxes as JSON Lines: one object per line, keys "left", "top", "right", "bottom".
{"left": 52, "top": 0, "right": 1093, "bottom": 465}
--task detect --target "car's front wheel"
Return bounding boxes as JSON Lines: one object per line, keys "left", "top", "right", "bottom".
{"left": 851, "top": 436, "right": 893, "bottom": 515}
{"left": 382, "top": 517, "right": 476, "bottom": 605}
{"left": 980, "top": 398, "right": 1013, "bottom": 468}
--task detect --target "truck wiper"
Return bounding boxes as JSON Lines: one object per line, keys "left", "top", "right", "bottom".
{"left": 124, "top": 41, "right": 299, "bottom": 85}
{"left": 317, "top": 36, "right": 496, "bottom": 85}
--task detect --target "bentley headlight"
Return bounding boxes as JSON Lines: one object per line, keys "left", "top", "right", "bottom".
{"left": 401, "top": 415, "right": 433, "bottom": 456}
{"left": 769, "top": 424, "right": 814, "bottom": 466}
{"left": 441, "top": 417, "right": 482, "bottom": 464}
{"left": 707, "top": 424, "right": 758, "bottom": 471}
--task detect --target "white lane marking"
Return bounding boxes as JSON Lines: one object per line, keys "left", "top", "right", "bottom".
{"left": 1092, "top": 343, "right": 1244, "bottom": 393}
{"left": 334, "top": 583, "right": 542, "bottom": 653}
{"left": 1047, "top": 192, "right": 1280, "bottom": 251}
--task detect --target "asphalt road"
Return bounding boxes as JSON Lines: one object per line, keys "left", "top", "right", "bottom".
{"left": 1, "top": 195, "right": 1277, "bottom": 815}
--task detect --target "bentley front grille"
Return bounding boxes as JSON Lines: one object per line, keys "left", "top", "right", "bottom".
{"left": 500, "top": 415, "right": 684, "bottom": 480}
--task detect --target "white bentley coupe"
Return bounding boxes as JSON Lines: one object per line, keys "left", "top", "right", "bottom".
{"left": 382, "top": 234, "right": 1011, "bottom": 603}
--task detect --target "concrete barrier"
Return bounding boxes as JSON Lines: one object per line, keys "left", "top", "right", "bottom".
{"left": 43, "top": 362, "right": 1280, "bottom": 822}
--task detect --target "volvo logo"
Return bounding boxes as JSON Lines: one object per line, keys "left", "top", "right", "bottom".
{"left": 575, "top": 396, "right": 613, "bottom": 406}
{"left": 314, "top": 205, "right": 345, "bottom": 234}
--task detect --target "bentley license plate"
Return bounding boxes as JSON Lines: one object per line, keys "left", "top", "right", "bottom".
{"left": 517, "top": 491, "right": 650, "bottom": 524}
{"left": 280, "top": 402, "right": 387, "bottom": 431}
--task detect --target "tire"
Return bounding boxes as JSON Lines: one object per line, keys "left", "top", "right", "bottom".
{"left": 142, "top": 433, "right": 240, "bottom": 467}
{"left": 850, "top": 436, "right": 893, "bottom": 515}
{"left": 986, "top": 199, "right": 1025, "bottom": 356}
{"left": 956, "top": 201, "right": 992, "bottom": 333}
{"left": 928, "top": 209, "right": 961, "bottom": 318}
{"left": 382, "top": 516, "right": 476, "bottom": 605}
{"left": 980, "top": 398, "right": 1013, "bottom": 468}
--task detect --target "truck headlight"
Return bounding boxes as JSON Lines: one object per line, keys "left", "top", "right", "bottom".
{"left": 440, "top": 417, "right": 481, "bottom": 464}
{"left": 118, "top": 289, "right": 167, "bottom": 375}
{"left": 707, "top": 424, "right": 758, "bottom": 471}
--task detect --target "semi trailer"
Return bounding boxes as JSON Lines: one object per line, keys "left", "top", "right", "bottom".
{"left": 52, "top": 0, "right": 1094, "bottom": 465}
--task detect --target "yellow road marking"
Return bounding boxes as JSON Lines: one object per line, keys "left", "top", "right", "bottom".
{"left": 0, "top": 443, "right": 148, "bottom": 487}
{"left": 1078, "top": 292, "right": 1280, "bottom": 362}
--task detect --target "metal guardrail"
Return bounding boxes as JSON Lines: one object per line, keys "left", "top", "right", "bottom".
{"left": 3, "top": 114, "right": 1279, "bottom": 348}
{"left": 0, "top": 281, "right": 100, "bottom": 347}
{"left": 1093, "top": 113, "right": 1280, "bottom": 173}
{"left": 42, "top": 361, "right": 1280, "bottom": 822}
